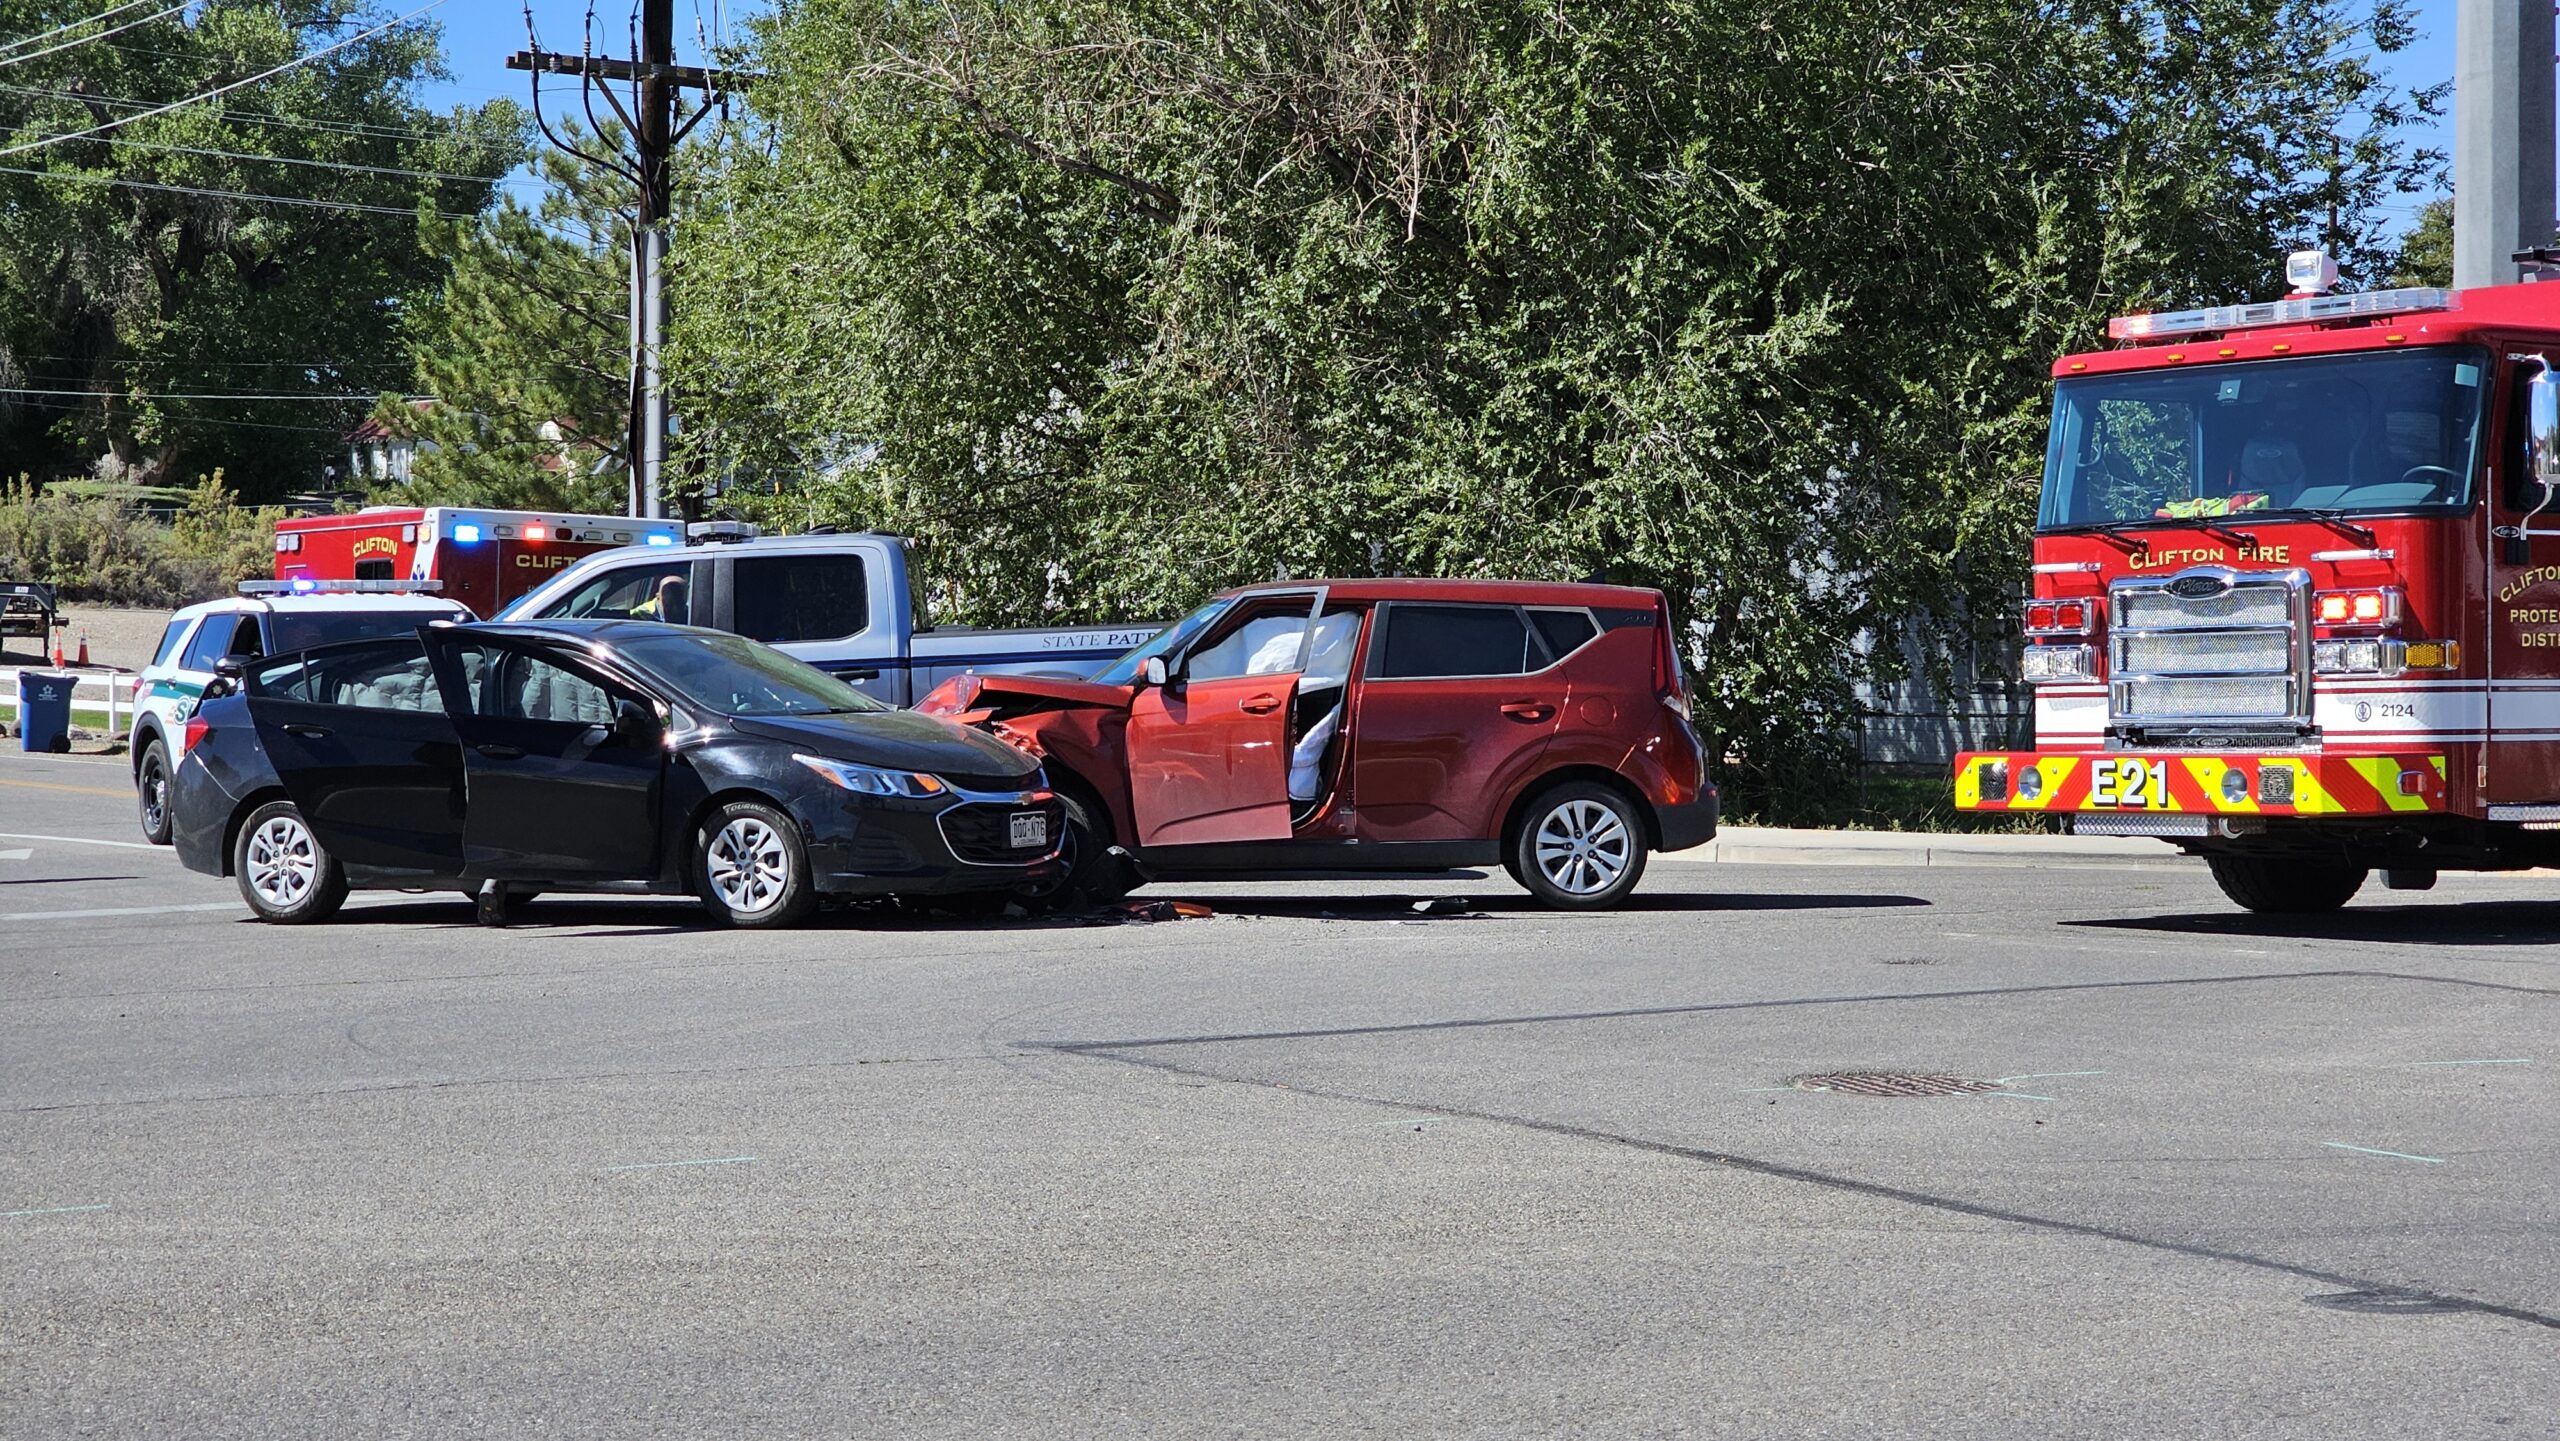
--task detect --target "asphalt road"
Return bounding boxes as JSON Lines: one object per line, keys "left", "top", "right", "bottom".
{"left": 3, "top": 748, "right": 2556, "bottom": 1438}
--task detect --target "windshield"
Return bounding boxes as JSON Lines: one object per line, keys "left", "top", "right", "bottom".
{"left": 269, "top": 610, "right": 461, "bottom": 652}
{"left": 1091, "top": 596, "right": 1231, "bottom": 686}
{"left": 2039, "top": 349, "right": 2488, "bottom": 529}
{"left": 613, "top": 630, "right": 890, "bottom": 717}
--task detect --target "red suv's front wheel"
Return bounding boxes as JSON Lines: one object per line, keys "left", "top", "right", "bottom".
{"left": 1512, "top": 782, "right": 1648, "bottom": 909}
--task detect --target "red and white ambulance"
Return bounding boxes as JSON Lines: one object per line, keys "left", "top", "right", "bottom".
{"left": 274, "top": 507, "right": 684, "bottom": 617}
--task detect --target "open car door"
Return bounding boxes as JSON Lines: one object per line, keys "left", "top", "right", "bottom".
{"left": 1123, "top": 590, "right": 1321, "bottom": 847}
{"left": 424, "top": 631, "right": 666, "bottom": 881}
{"left": 240, "top": 637, "right": 466, "bottom": 876}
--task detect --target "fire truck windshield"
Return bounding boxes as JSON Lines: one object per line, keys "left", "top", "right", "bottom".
{"left": 2037, "top": 348, "right": 2487, "bottom": 530}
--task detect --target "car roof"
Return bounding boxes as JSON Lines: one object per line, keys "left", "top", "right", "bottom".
{"left": 583, "top": 531, "right": 893, "bottom": 562}
{"left": 1218, "top": 577, "right": 1663, "bottom": 607}
{"left": 172, "top": 593, "right": 472, "bottom": 619}
{"left": 453, "top": 618, "right": 727, "bottom": 645}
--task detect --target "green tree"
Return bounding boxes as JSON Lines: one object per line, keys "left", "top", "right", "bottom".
{"left": 670, "top": 0, "right": 2435, "bottom": 808}
{"left": 2389, "top": 197, "right": 2454, "bottom": 288}
{"left": 371, "top": 130, "right": 632, "bottom": 512}
{"left": 0, "top": 1, "right": 523, "bottom": 495}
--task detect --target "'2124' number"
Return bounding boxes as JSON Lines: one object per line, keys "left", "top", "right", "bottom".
{"left": 2090, "top": 758, "right": 2169, "bottom": 808}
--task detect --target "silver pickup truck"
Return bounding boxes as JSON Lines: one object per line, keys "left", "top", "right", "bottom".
{"left": 496, "top": 529, "right": 1159, "bottom": 706}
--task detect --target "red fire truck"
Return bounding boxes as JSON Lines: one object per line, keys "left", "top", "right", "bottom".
{"left": 274, "top": 507, "right": 684, "bottom": 616}
{"left": 1956, "top": 250, "right": 2560, "bottom": 913}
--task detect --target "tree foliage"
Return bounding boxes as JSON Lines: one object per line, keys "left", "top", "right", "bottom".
{"left": 371, "top": 130, "right": 632, "bottom": 512}
{"left": 0, "top": 1, "right": 523, "bottom": 495}
{"left": 671, "top": 0, "right": 2433, "bottom": 803}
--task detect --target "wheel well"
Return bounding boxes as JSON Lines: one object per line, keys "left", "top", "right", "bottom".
{"left": 684, "top": 787, "right": 791, "bottom": 848}
{"left": 130, "top": 718, "right": 164, "bottom": 776}
{"left": 1037, "top": 762, "right": 1118, "bottom": 846}
{"left": 1500, "top": 766, "right": 1659, "bottom": 857}
{"left": 219, "top": 786, "right": 292, "bottom": 877}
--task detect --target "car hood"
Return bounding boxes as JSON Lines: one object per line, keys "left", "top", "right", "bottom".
{"left": 730, "top": 709, "right": 1041, "bottom": 783}
{"left": 915, "top": 671, "right": 1133, "bottom": 716}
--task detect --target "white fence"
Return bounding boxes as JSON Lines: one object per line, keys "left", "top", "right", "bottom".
{"left": 0, "top": 669, "right": 140, "bottom": 738}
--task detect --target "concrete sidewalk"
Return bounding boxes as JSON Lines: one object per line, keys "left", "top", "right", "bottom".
{"left": 1666, "top": 825, "right": 2188, "bottom": 870}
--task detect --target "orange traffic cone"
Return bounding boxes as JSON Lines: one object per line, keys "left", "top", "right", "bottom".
{"left": 75, "top": 632, "right": 89, "bottom": 667}
{"left": 51, "top": 634, "right": 64, "bottom": 667}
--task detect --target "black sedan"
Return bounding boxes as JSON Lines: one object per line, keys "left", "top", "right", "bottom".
{"left": 170, "top": 620, "right": 1065, "bottom": 927}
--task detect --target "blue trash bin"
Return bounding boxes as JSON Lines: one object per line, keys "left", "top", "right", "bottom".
{"left": 16, "top": 669, "right": 75, "bottom": 753}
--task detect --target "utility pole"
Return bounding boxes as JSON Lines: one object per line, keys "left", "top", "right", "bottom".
{"left": 2453, "top": 0, "right": 2556, "bottom": 289}
{"left": 507, "top": 1, "right": 735, "bottom": 519}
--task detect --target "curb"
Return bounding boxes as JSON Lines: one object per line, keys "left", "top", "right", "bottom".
{"left": 1663, "top": 826, "right": 2190, "bottom": 871}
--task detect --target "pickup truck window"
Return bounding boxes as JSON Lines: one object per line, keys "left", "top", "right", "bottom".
{"left": 734, "top": 554, "right": 868, "bottom": 643}
{"left": 558, "top": 561, "right": 698, "bottom": 624}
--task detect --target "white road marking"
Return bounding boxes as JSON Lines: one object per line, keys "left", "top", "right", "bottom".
{"left": 0, "top": 902, "right": 239, "bottom": 922}
{"left": 0, "top": 831, "right": 161, "bottom": 851}
{"left": 0, "top": 848, "right": 29, "bottom": 861}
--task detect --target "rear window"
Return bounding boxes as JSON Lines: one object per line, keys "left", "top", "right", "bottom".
{"left": 150, "top": 618, "right": 191, "bottom": 668}
{"left": 1527, "top": 608, "right": 1599, "bottom": 661}
{"left": 1369, "top": 604, "right": 1540, "bottom": 679}
{"left": 734, "top": 554, "right": 869, "bottom": 643}
{"left": 268, "top": 610, "right": 457, "bottom": 652}
{"left": 246, "top": 638, "right": 444, "bottom": 713}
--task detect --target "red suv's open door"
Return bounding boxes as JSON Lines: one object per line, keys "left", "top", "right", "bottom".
{"left": 1126, "top": 673, "right": 1299, "bottom": 845}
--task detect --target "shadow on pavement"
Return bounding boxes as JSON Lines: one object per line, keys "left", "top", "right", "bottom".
{"left": 2068, "top": 899, "right": 2560, "bottom": 947}
{"left": 1191, "top": 891, "right": 1931, "bottom": 921}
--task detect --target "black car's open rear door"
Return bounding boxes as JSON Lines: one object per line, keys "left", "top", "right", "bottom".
{"left": 240, "top": 638, "right": 466, "bottom": 877}
{"left": 421, "top": 631, "right": 666, "bottom": 882}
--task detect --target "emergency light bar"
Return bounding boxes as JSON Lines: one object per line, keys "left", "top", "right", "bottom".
{"left": 2106, "top": 287, "right": 2455, "bottom": 342}
{"left": 238, "top": 579, "right": 446, "bottom": 595}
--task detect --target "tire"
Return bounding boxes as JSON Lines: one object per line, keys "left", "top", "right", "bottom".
{"left": 1049, "top": 781, "right": 1139, "bottom": 907}
{"left": 232, "top": 800, "right": 349, "bottom": 924}
{"left": 136, "top": 739, "right": 174, "bottom": 846}
{"left": 695, "top": 799, "right": 818, "bottom": 929}
{"left": 1512, "top": 781, "right": 1649, "bottom": 910}
{"left": 2205, "top": 855, "right": 2367, "bottom": 914}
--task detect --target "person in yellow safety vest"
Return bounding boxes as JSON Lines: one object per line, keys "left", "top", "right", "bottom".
{"left": 632, "top": 574, "right": 688, "bottom": 624}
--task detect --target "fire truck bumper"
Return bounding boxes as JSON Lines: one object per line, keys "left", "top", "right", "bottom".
{"left": 1953, "top": 751, "right": 2446, "bottom": 819}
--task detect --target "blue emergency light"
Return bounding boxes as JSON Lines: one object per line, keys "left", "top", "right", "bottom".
{"left": 452, "top": 524, "right": 482, "bottom": 544}
{"left": 646, "top": 533, "right": 675, "bottom": 547}
{"left": 289, "top": 578, "right": 317, "bottom": 594}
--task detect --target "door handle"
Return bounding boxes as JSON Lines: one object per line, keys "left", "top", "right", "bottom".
{"left": 281, "top": 723, "right": 331, "bottom": 738}
{"left": 1240, "top": 694, "right": 1282, "bottom": 714}
{"left": 1499, "top": 702, "right": 1555, "bottom": 723}
{"left": 836, "top": 668, "right": 880, "bottom": 681}
{"left": 473, "top": 743, "right": 525, "bottom": 760}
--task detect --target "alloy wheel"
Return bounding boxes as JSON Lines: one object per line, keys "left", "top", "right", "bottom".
{"left": 1533, "top": 798, "right": 1632, "bottom": 896}
{"left": 245, "top": 815, "right": 318, "bottom": 909}
{"left": 706, "top": 816, "right": 791, "bottom": 915}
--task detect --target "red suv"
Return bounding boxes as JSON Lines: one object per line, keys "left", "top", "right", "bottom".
{"left": 916, "top": 579, "right": 1714, "bottom": 908}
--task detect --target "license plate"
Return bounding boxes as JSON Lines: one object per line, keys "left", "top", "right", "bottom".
{"left": 1009, "top": 812, "right": 1048, "bottom": 849}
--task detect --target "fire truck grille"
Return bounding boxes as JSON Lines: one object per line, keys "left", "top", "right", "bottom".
{"left": 2109, "top": 571, "right": 2305, "bottom": 731}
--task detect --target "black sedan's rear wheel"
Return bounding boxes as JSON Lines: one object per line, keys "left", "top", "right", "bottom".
{"left": 696, "top": 799, "right": 817, "bottom": 929}
{"left": 233, "top": 800, "right": 349, "bottom": 924}
{"left": 136, "top": 738, "right": 174, "bottom": 846}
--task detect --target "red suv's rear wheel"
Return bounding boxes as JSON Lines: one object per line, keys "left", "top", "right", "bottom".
{"left": 1512, "top": 782, "right": 1648, "bottom": 909}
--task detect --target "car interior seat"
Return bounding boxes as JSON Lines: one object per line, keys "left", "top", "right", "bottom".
{"left": 1288, "top": 611, "right": 1361, "bottom": 808}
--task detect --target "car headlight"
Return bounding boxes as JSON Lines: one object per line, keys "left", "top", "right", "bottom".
{"left": 793, "top": 754, "right": 947, "bottom": 797}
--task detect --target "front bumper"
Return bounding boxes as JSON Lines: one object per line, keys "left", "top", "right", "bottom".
{"left": 1954, "top": 751, "right": 2445, "bottom": 819}
{"left": 798, "top": 788, "right": 1068, "bottom": 896}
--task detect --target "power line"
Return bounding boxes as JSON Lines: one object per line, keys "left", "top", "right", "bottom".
{"left": 0, "top": 162, "right": 489, "bottom": 219}
{"left": 0, "top": 0, "right": 156, "bottom": 58}
{"left": 88, "top": 134, "right": 531, "bottom": 187}
{"left": 0, "top": 387, "right": 414, "bottom": 400}
{"left": 0, "top": 0, "right": 191, "bottom": 73}
{"left": 0, "top": 83, "right": 511, "bottom": 148}
{"left": 0, "top": 0, "right": 449, "bottom": 158}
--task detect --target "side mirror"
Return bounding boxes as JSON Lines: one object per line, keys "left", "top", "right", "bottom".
{"left": 1141, "top": 656, "right": 1169, "bottom": 688}
{"left": 2531, "top": 362, "right": 2560, "bottom": 497}
{"left": 611, "top": 697, "right": 661, "bottom": 745}
{"left": 205, "top": 655, "right": 246, "bottom": 700}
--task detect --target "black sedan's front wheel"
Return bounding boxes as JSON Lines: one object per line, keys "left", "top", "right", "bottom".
{"left": 696, "top": 799, "right": 817, "bottom": 929}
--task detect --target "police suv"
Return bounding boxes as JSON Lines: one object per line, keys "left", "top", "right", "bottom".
{"left": 129, "top": 581, "right": 470, "bottom": 844}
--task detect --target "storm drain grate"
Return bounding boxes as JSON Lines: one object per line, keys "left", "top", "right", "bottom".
{"left": 1789, "top": 1072, "right": 2006, "bottom": 1098}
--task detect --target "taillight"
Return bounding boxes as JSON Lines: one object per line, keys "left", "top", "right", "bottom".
{"left": 1652, "top": 601, "right": 1686, "bottom": 705}
{"left": 2023, "top": 598, "right": 2094, "bottom": 636}
{"left": 2314, "top": 587, "right": 2400, "bottom": 629}
{"left": 183, "top": 715, "right": 210, "bottom": 750}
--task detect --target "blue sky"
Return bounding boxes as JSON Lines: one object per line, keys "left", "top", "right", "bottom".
{"left": 418, "top": 0, "right": 2462, "bottom": 234}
